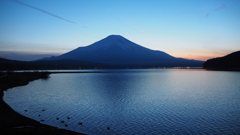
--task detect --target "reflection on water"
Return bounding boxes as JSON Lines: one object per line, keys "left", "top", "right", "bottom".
{"left": 3, "top": 69, "right": 240, "bottom": 135}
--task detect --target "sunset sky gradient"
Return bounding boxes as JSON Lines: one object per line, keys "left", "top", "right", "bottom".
{"left": 0, "top": 0, "right": 239, "bottom": 61}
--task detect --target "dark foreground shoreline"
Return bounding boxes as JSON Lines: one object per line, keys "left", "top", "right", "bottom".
{"left": 203, "top": 67, "right": 240, "bottom": 71}
{"left": 0, "top": 72, "right": 86, "bottom": 135}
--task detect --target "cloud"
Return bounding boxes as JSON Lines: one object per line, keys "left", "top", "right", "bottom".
{"left": 9, "top": 0, "right": 76, "bottom": 24}
{"left": 206, "top": 3, "right": 227, "bottom": 18}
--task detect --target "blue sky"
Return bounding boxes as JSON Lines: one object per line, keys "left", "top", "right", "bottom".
{"left": 0, "top": 0, "right": 239, "bottom": 61}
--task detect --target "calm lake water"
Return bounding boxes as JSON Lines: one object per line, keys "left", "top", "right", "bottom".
{"left": 3, "top": 69, "right": 240, "bottom": 134}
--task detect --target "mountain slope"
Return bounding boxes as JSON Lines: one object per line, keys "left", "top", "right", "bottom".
{"left": 203, "top": 51, "right": 240, "bottom": 70}
{"left": 44, "top": 35, "right": 203, "bottom": 67}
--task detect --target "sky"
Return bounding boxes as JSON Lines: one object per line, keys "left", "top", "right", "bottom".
{"left": 0, "top": 0, "right": 239, "bottom": 61}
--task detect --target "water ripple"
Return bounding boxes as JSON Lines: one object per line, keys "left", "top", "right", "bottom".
{"left": 3, "top": 69, "right": 240, "bottom": 135}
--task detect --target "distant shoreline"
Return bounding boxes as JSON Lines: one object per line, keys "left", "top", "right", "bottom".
{"left": 0, "top": 72, "right": 86, "bottom": 135}
{"left": 203, "top": 68, "right": 240, "bottom": 71}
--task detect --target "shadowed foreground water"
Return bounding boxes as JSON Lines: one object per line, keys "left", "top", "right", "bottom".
{"left": 3, "top": 69, "right": 240, "bottom": 134}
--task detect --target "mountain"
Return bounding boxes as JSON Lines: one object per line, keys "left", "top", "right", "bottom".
{"left": 203, "top": 51, "right": 240, "bottom": 71}
{"left": 43, "top": 35, "right": 203, "bottom": 67}
{"left": 0, "top": 58, "right": 101, "bottom": 70}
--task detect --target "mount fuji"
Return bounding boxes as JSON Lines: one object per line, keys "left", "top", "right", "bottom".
{"left": 42, "top": 35, "right": 204, "bottom": 67}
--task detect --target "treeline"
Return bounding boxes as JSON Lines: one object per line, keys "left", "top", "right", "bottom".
{"left": 203, "top": 51, "right": 240, "bottom": 71}
{"left": 0, "top": 58, "right": 100, "bottom": 70}
{"left": 0, "top": 57, "right": 204, "bottom": 70}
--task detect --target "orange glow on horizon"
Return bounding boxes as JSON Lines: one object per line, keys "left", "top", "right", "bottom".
{"left": 169, "top": 49, "right": 239, "bottom": 61}
{"left": 173, "top": 53, "right": 227, "bottom": 61}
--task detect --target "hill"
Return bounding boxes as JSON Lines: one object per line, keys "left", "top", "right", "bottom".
{"left": 0, "top": 58, "right": 100, "bottom": 70}
{"left": 203, "top": 51, "right": 240, "bottom": 71}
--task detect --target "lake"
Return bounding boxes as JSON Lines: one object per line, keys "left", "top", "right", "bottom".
{"left": 3, "top": 69, "right": 240, "bottom": 134}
